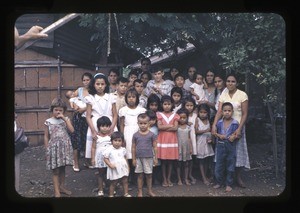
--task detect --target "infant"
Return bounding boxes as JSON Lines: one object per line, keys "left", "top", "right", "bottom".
{"left": 65, "top": 90, "right": 86, "bottom": 110}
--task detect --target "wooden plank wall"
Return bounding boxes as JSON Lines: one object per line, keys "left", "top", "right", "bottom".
{"left": 15, "top": 50, "right": 97, "bottom": 146}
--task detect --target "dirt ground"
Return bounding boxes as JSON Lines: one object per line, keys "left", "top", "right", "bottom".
{"left": 16, "top": 142, "right": 286, "bottom": 198}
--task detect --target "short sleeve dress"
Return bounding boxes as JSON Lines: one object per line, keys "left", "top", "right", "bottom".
{"left": 156, "top": 112, "right": 180, "bottom": 160}
{"left": 44, "top": 117, "right": 73, "bottom": 170}
{"left": 103, "top": 145, "right": 129, "bottom": 180}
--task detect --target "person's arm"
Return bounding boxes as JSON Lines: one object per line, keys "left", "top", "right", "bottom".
{"left": 190, "top": 88, "right": 200, "bottom": 100}
{"left": 104, "top": 157, "right": 116, "bottom": 169}
{"left": 91, "top": 138, "right": 97, "bottom": 166}
{"left": 131, "top": 136, "right": 137, "bottom": 167}
{"left": 15, "top": 26, "right": 48, "bottom": 49}
{"left": 153, "top": 137, "right": 158, "bottom": 166}
{"left": 234, "top": 100, "right": 248, "bottom": 137}
{"left": 110, "top": 103, "right": 118, "bottom": 133}
{"left": 44, "top": 124, "right": 49, "bottom": 148}
{"left": 212, "top": 101, "right": 223, "bottom": 135}
{"left": 119, "top": 116, "right": 126, "bottom": 147}
{"left": 86, "top": 103, "right": 97, "bottom": 140}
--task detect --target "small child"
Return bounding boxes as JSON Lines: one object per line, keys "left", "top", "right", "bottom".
{"left": 195, "top": 103, "right": 215, "bottom": 185}
{"left": 65, "top": 90, "right": 87, "bottom": 111}
{"left": 176, "top": 108, "right": 193, "bottom": 185}
{"left": 213, "top": 102, "right": 239, "bottom": 192}
{"left": 132, "top": 113, "right": 158, "bottom": 197}
{"left": 44, "top": 98, "right": 74, "bottom": 197}
{"left": 156, "top": 95, "right": 180, "bottom": 187}
{"left": 171, "top": 86, "right": 183, "bottom": 113}
{"left": 103, "top": 132, "right": 131, "bottom": 197}
{"left": 190, "top": 73, "right": 208, "bottom": 104}
{"left": 91, "top": 116, "right": 112, "bottom": 197}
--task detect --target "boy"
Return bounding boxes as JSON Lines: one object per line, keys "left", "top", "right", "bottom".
{"left": 133, "top": 79, "right": 147, "bottom": 108}
{"left": 213, "top": 102, "right": 240, "bottom": 192}
{"left": 111, "top": 76, "right": 129, "bottom": 131}
{"left": 173, "top": 73, "right": 190, "bottom": 100}
{"left": 131, "top": 113, "right": 158, "bottom": 197}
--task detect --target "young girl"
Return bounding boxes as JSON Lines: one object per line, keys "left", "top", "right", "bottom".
{"left": 103, "top": 132, "right": 131, "bottom": 197}
{"left": 119, "top": 88, "right": 146, "bottom": 183}
{"left": 171, "top": 86, "right": 183, "bottom": 113}
{"left": 181, "top": 96, "right": 198, "bottom": 184}
{"left": 85, "top": 73, "right": 118, "bottom": 168}
{"left": 146, "top": 93, "right": 162, "bottom": 113}
{"left": 156, "top": 95, "right": 180, "bottom": 187}
{"left": 91, "top": 116, "right": 112, "bottom": 197}
{"left": 190, "top": 73, "right": 208, "bottom": 104}
{"left": 44, "top": 98, "right": 74, "bottom": 197}
{"left": 195, "top": 103, "right": 215, "bottom": 185}
{"left": 176, "top": 108, "right": 193, "bottom": 186}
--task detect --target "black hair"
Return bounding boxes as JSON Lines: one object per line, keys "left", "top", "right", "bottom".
{"left": 222, "top": 102, "right": 234, "bottom": 110}
{"left": 141, "top": 57, "right": 151, "bottom": 65}
{"left": 160, "top": 95, "right": 174, "bottom": 111}
{"left": 125, "top": 88, "right": 140, "bottom": 106}
{"left": 111, "top": 131, "right": 124, "bottom": 142}
{"left": 133, "top": 79, "right": 143, "bottom": 86}
{"left": 128, "top": 69, "right": 139, "bottom": 78}
{"left": 146, "top": 93, "right": 162, "bottom": 111}
{"left": 88, "top": 73, "right": 110, "bottom": 95}
{"left": 140, "top": 71, "right": 152, "bottom": 81}
{"left": 171, "top": 86, "right": 183, "bottom": 98}
{"left": 197, "top": 103, "right": 211, "bottom": 119}
{"left": 108, "top": 68, "right": 120, "bottom": 76}
{"left": 97, "top": 116, "right": 112, "bottom": 128}
{"left": 213, "top": 72, "right": 226, "bottom": 99}
{"left": 177, "top": 107, "right": 189, "bottom": 117}
{"left": 117, "top": 76, "right": 129, "bottom": 84}
{"left": 151, "top": 66, "right": 164, "bottom": 74}
{"left": 82, "top": 72, "right": 93, "bottom": 81}
{"left": 146, "top": 109, "right": 157, "bottom": 120}
{"left": 181, "top": 96, "right": 196, "bottom": 111}
{"left": 174, "top": 72, "right": 185, "bottom": 81}
{"left": 137, "top": 112, "right": 149, "bottom": 121}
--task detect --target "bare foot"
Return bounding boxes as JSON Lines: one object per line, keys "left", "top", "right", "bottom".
{"left": 185, "top": 179, "right": 191, "bottom": 185}
{"left": 178, "top": 180, "right": 183, "bottom": 185}
{"left": 60, "top": 187, "right": 72, "bottom": 195}
{"left": 54, "top": 193, "right": 61, "bottom": 198}
{"left": 190, "top": 176, "right": 196, "bottom": 184}
{"left": 225, "top": 186, "right": 232, "bottom": 192}
{"left": 147, "top": 191, "right": 156, "bottom": 197}
{"left": 137, "top": 191, "right": 143, "bottom": 197}
{"left": 213, "top": 184, "right": 221, "bottom": 189}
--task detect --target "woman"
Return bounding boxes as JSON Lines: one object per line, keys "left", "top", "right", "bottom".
{"left": 212, "top": 73, "right": 250, "bottom": 188}
{"left": 70, "top": 72, "right": 93, "bottom": 171}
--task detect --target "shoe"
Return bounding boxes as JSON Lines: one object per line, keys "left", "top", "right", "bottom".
{"left": 97, "top": 190, "right": 104, "bottom": 197}
{"left": 124, "top": 193, "right": 132, "bottom": 197}
{"left": 72, "top": 166, "right": 80, "bottom": 172}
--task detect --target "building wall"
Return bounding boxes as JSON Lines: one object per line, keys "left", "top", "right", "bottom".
{"left": 15, "top": 49, "right": 97, "bottom": 146}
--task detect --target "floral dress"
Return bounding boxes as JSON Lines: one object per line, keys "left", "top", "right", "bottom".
{"left": 45, "top": 117, "right": 73, "bottom": 170}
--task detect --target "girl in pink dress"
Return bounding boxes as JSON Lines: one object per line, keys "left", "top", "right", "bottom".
{"left": 156, "top": 95, "right": 180, "bottom": 187}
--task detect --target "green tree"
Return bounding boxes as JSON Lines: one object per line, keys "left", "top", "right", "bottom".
{"left": 79, "top": 13, "right": 286, "bottom": 176}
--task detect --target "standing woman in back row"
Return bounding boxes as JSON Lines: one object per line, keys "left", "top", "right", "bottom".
{"left": 70, "top": 72, "right": 93, "bottom": 171}
{"left": 212, "top": 73, "right": 250, "bottom": 188}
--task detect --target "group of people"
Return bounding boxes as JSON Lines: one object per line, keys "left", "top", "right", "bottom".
{"left": 14, "top": 25, "right": 250, "bottom": 197}
{"left": 42, "top": 60, "right": 250, "bottom": 197}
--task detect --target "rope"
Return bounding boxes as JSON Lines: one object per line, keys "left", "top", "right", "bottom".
{"left": 107, "top": 13, "right": 111, "bottom": 57}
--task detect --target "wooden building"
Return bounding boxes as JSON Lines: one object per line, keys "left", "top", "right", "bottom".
{"left": 14, "top": 13, "right": 142, "bottom": 146}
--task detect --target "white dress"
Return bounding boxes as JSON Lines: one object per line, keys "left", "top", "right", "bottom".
{"left": 84, "top": 93, "right": 117, "bottom": 158}
{"left": 196, "top": 118, "right": 214, "bottom": 159}
{"left": 95, "top": 135, "right": 111, "bottom": 168}
{"left": 118, "top": 105, "right": 146, "bottom": 159}
{"left": 103, "top": 145, "right": 129, "bottom": 180}
{"left": 188, "top": 113, "right": 198, "bottom": 155}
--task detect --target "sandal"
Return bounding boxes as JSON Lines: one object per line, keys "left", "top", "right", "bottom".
{"left": 97, "top": 190, "right": 104, "bottom": 197}
{"left": 72, "top": 166, "right": 80, "bottom": 172}
{"left": 124, "top": 193, "right": 132, "bottom": 197}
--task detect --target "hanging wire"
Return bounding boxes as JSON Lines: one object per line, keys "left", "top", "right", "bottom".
{"left": 113, "top": 13, "right": 120, "bottom": 39}
{"left": 107, "top": 13, "right": 111, "bottom": 57}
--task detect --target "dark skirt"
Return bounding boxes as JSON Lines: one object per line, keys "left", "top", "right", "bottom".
{"left": 70, "top": 112, "right": 88, "bottom": 152}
